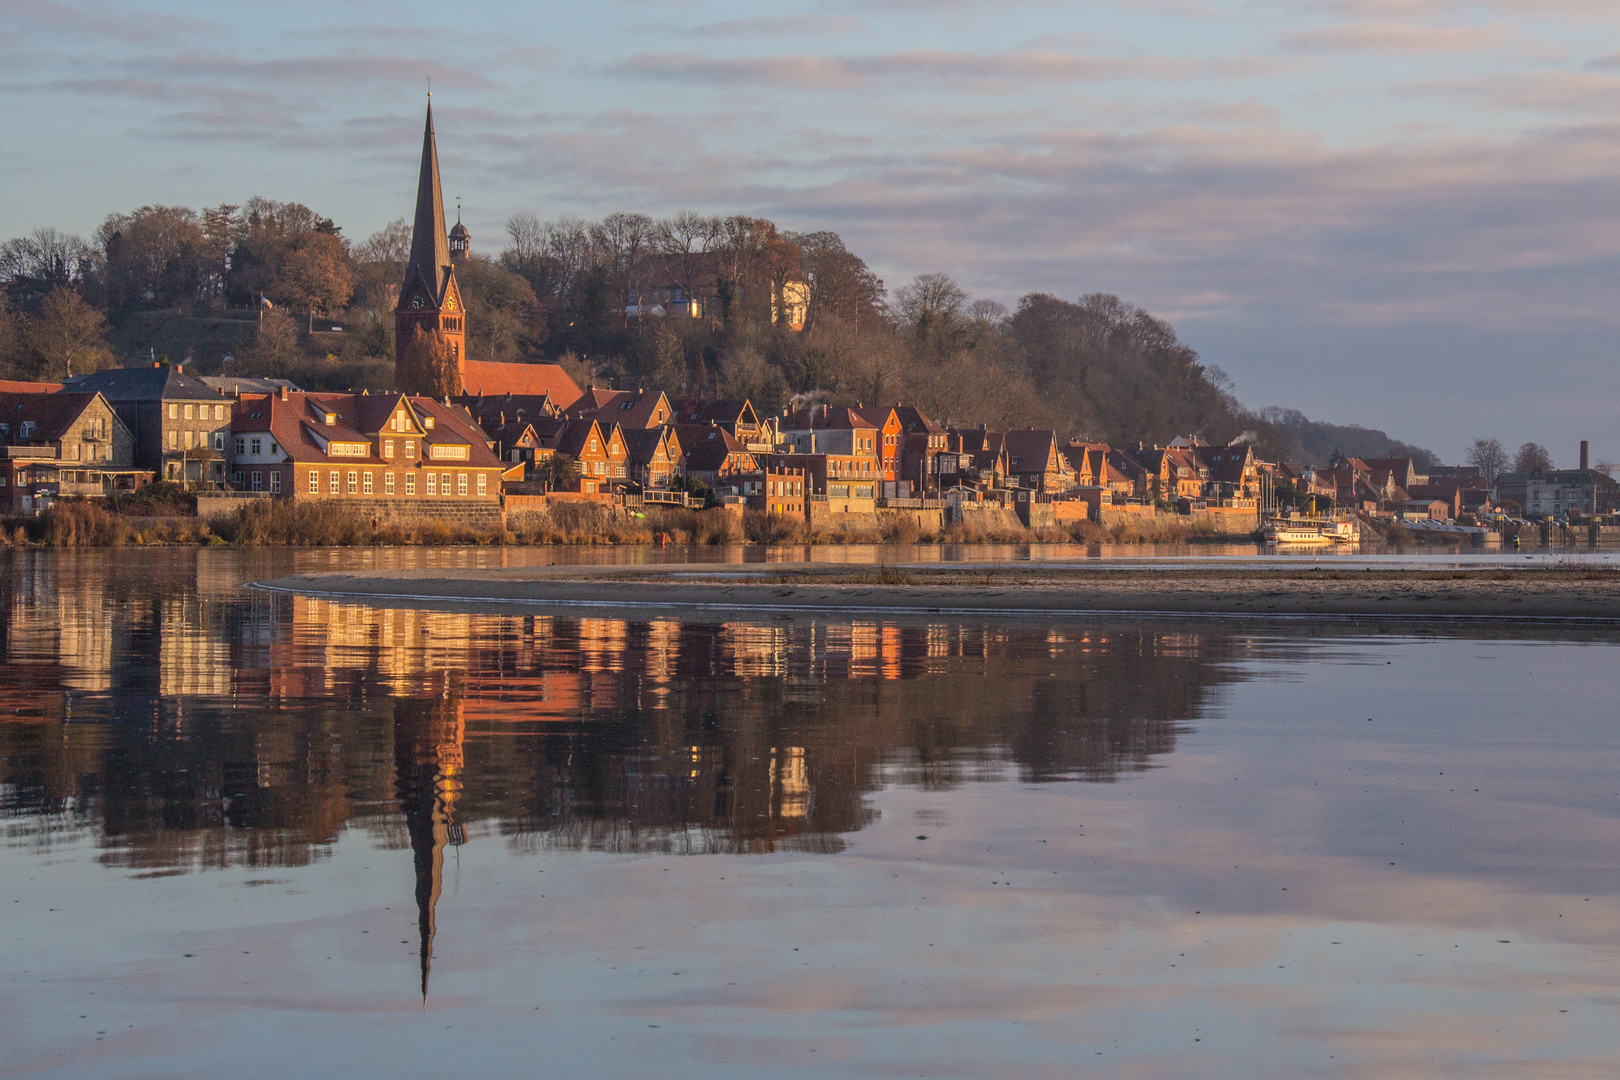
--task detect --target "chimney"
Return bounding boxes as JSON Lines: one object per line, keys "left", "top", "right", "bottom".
{"left": 1581, "top": 440, "right": 1589, "bottom": 471}
{"left": 278, "top": 384, "right": 289, "bottom": 401}
{"left": 175, "top": 364, "right": 183, "bottom": 374}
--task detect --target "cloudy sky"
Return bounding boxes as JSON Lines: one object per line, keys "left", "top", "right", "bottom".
{"left": 4, "top": 0, "right": 1619, "bottom": 460}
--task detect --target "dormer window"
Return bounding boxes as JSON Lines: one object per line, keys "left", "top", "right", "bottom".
{"left": 19, "top": 421, "right": 35, "bottom": 440}
{"left": 324, "top": 412, "right": 336, "bottom": 426}
{"left": 424, "top": 416, "right": 435, "bottom": 430}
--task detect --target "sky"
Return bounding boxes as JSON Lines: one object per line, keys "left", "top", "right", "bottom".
{"left": 3, "top": 0, "right": 1619, "bottom": 462}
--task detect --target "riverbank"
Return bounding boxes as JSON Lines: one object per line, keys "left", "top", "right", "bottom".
{"left": 255, "top": 562, "right": 1620, "bottom": 621}
{"left": 1, "top": 499, "right": 1248, "bottom": 548}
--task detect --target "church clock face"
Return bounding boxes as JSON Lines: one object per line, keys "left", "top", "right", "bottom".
{"left": 444, "top": 296, "right": 458, "bottom": 312}
{"left": 409, "top": 295, "right": 425, "bottom": 310}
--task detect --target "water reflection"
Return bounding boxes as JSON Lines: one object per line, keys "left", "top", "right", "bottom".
{"left": 0, "top": 550, "right": 1262, "bottom": 998}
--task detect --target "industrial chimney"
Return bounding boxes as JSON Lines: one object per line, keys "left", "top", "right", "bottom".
{"left": 1581, "top": 440, "right": 1589, "bottom": 471}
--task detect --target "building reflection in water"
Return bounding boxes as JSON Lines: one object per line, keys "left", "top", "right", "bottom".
{"left": 0, "top": 553, "right": 1268, "bottom": 996}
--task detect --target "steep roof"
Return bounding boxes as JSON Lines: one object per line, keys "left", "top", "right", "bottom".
{"left": 73, "top": 365, "right": 228, "bottom": 403}
{"left": 0, "top": 391, "right": 102, "bottom": 445}
{"left": 621, "top": 425, "right": 678, "bottom": 467}
{"left": 229, "top": 391, "right": 500, "bottom": 468}
{"left": 458, "top": 359, "right": 582, "bottom": 401}
{"left": 1002, "top": 429, "right": 1059, "bottom": 468}
{"left": 675, "top": 423, "right": 753, "bottom": 472}
{"left": 671, "top": 399, "right": 759, "bottom": 430}
{"left": 403, "top": 101, "right": 453, "bottom": 307}
{"left": 567, "top": 387, "right": 672, "bottom": 428}
{"left": 892, "top": 405, "right": 944, "bottom": 435}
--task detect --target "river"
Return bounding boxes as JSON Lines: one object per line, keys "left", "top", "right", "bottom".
{"left": 2, "top": 548, "right": 1617, "bottom": 1078}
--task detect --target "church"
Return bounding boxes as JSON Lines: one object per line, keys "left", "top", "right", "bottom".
{"left": 394, "top": 100, "right": 583, "bottom": 404}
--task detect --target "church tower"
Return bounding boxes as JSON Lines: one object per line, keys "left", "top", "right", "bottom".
{"left": 395, "top": 98, "right": 466, "bottom": 394}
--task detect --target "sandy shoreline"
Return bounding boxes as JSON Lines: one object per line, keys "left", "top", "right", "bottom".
{"left": 253, "top": 562, "right": 1620, "bottom": 622}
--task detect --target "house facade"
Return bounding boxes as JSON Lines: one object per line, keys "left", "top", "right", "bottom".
{"left": 227, "top": 388, "right": 504, "bottom": 524}
{"left": 0, "top": 391, "right": 144, "bottom": 513}
{"left": 72, "top": 364, "right": 233, "bottom": 484}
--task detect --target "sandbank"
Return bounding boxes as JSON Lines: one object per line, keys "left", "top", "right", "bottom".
{"left": 253, "top": 562, "right": 1620, "bottom": 622}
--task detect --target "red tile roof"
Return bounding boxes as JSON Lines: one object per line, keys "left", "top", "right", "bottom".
{"left": 0, "top": 380, "right": 63, "bottom": 394}
{"left": 459, "top": 359, "right": 582, "bottom": 403}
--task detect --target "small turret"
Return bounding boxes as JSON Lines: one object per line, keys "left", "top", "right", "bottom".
{"left": 449, "top": 202, "right": 469, "bottom": 264}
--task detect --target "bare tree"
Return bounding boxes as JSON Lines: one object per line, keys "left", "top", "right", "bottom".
{"left": 25, "top": 287, "right": 113, "bottom": 378}
{"left": 1466, "top": 437, "right": 1508, "bottom": 483}
{"left": 1513, "top": 442, "right": 1553, "bottom": 474}
{"left": 893, "top": 273, "right": 969, "bottom": 331}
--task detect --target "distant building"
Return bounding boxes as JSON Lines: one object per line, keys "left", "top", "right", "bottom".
{"left": 1524, "top": 469, "right": 1620, "bottom": 517}
{"left": 0, "top": 390, "right": 144, "bottom": 513}
{"left": 70, "top": 364, "right": 232, "bottom": 484}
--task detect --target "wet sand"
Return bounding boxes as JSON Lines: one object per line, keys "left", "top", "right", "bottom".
{"left": 255, "top": 562, "right": 1620, "bottom": 621}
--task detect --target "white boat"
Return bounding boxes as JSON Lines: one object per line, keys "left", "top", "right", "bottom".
{"left": 1265, "top": 515, "right": 1359, "bottom": 545}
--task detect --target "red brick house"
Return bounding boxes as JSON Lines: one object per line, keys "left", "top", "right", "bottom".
{"left": 228, "top": 389, "right": 503, "bottom": 510}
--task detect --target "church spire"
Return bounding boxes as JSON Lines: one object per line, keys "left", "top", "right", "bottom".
{"left": 404, "top": 98, "right": 452, "bottom": 302}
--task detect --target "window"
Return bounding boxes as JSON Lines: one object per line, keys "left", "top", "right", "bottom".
{"left": 362, "top": 472, "right": 373, "bottom": 494}
{"left": 169, "top": 430, "right": 179, "bottom": 450}
{"left": 214, "top": 432, "right": 225, "bottom": 451}
{"left": 250, "top": 437, "right": 262, "bottom": 455}
{"left": 346, "top": 471, "right": 357, "bottom": 494}
{"left": 442, "top": 473, "right": 452, "bottom": 495}
{"left": 405, "top": 473, "right": 416, "bottom": 495}
{"left": 383, "top": 439, "right": 394, "bottom": 458}
{"left": 329, "top": 470, "right": 340, "bottom": 494}
{"left": 251, "top": 471, "right": 262, "bottom": 491}
{"left": 309, "top": 471, "right": 319, "bottom": 494}
{"left": 184, "top": 431, "right": 194, "bottom": 450}
{"left": 235, "top": 438, "right": 245, "bottom": 455}
{"left": 214, "top": 405, "right": 225, "bottom": 421}
{"left": 458, "top": 473, "right": 468, "bottom": 496}
{"left": 168, "top": 403, "right": 178, "bottom": 420}
{"left": 269, "top": 471, "right": 281, "bottom": 494}
{"left": 476, "top": 474, "right": 486, "bottom": 496}
{"left": 384, "top": 472, "right": 395, "bottom": 495}
{"left": 405, "top": 440, "right": 415, "bottom": 458}
{"left": 426, "top": 473, "right": 437, "bottom": 495}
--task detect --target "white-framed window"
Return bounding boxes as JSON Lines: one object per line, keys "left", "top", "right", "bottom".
{"left": 250, "top": 437, "right": 261, "bottom": 455}
{"left": 383, "top": 439, "right": 394, "bottom": 458}
{"left": 168, "top": 430, "right": 179, "bottom": 449}
{"left": 404, "top": 440, "right": 415, "bottom": 458}
{"left": 235, "top": 437, "right": 245, "bottom": 455}
{"left": 308, "top": 471, "right": 318, "bottom": 493}
{"left": 269, "top": 471, "right": 281, "bottom": 494}
{"left": 426, "top": 473, "right": 437, "bottom": 495}
{"left": 215, "top": 405, "right": 225, "bottom": 421}
{"left": 183, "top": 430, "right": 194, "bottom": 450}
{"left": 457, "top": 473, "right": 467, "bottom": 496}
{"left": 476, "top": 473, "right": 486, "bottom": 496}
{"left": 384, "top": 472, "right": 395, "bottom": 495}
{"left": 251, "top": 471, "right": 262, "bottom": 491}
{"left": 168, "top": 403, "right": 178, "bottom": 419}
{"left": 405, "top": 473, "right": 416, "bottom": 495}
{"left": 214, "top": 432, "right": 225, "bottom": 451}
{"left": 362, "top": 472, "right": 373, "bottom": 494}
{"left": 346, "top": 471, "right": 357, "bottom": 494}
{"left": 328, "top": 470, "right": 339, "bottom": 494}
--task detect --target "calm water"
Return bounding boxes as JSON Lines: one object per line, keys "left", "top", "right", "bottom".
{"left": 3, "top": 549, "right": 1619, "bottom": 1079}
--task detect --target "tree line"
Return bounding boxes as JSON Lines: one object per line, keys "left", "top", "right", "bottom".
{"left": 1, "top": 199, "right": 1419, "bottom": 463}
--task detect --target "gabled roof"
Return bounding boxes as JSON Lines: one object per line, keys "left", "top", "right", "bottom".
{"left": 566, "top": 387, "right": 672, "bottom": 428}
{"left": 0, "top": 391, "right": 105, "bottom": 445}
{"left": 72, "top": 365, "right": 228, "bottom": 403}
{"left": 851, "top": 406, "right": 901, "bottom": 431}
{"left": 229, "top": 391, "right": 500, "bottom": 468}
{"left": 671, "top": 399, "right": 760, "bottom": 430}
{"left": 459, "top": 360, "right": 582, "bottom": 402}
{"left": 1002, "top": 429, "right": 1059, "bottom": 467}
{"left": 0, "top": 379, "right": 63, "bottom": 394}
{"left": 553, "top": 419, "right": 606, "bottom": 460}
{"left": 674, "top": 423, "right": 752, "bottom": 471}
{"left": 201, "top": 376, "right": 300, "bottom": 396}
{"left": 782, "top": 405, "right": 876, "bottom": 431}
{"left": 892, "top": 405, "right": 944, "bottom": 435}
{"left": 622, "top": 425, "right": 679, "bottom": 467}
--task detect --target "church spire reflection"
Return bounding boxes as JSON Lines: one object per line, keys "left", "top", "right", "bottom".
{"left": 393, "top": 697, "right": 465, "bottom": 1000}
